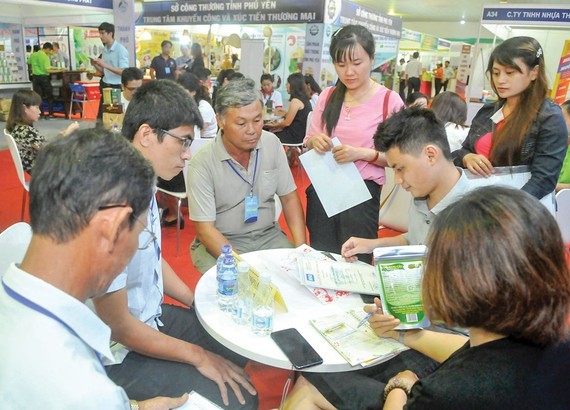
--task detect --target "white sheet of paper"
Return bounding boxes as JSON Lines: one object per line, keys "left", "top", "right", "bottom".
{"left": 300, "top": 138, "right": 372, "bottom": 217}
{"left": 465, "top": 165, "right": 555, "bottom": 214}
{"left": 176, "top": 391, "right": 223, "bottom": 410}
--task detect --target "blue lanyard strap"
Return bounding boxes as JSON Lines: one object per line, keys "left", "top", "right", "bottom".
{"left": 226, "top": 149, "right": 259, "bottom": 196}
{"left": 2, "top": 279, "right": 106, "bottom": 370}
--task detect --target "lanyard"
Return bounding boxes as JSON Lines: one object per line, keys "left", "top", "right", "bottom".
{"left": 226, "top": 149, "right": 259, "bottom": 196}
{"left": 2, "top": 279, "right": 106, "bottom": 370}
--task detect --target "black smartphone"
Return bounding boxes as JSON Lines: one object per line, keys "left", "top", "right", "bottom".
{"left": 271, "top": 328, "right": 324, "bottom": 369}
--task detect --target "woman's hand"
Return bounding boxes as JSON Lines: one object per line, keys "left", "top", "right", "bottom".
{"left": 463, "top": 153, "right": 493, "bottom": 177}
{"left": 364, "top": 297, "right": 401, "bottom": 339}
{"left": 387, "top": 370, "right": 419, "bottom": 391}
{"left": 332, "top": 144, "right": 362, "bottom": 163}
{"left": 61, "top": 121, "right": 80, "bottom": 137}
{"left": 307, "top": 133, "right": 334, "bottom": 153}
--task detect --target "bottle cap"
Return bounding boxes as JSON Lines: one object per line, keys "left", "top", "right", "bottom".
{"left": 237, "top": 261, "right": 249, "bottom": 272}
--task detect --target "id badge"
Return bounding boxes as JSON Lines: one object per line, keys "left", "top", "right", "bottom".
{"left": 165, "top": 67, "right": 171, "bottom": 74}
{"left": 244, "top": 195, "right": 259, "bottom": 223}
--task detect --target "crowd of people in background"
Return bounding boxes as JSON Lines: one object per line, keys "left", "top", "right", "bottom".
{"left": 4, "top": 19, "right": 570, "bottom": 410}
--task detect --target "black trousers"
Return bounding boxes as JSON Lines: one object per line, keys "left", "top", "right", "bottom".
{"left": 407, "top": 77, "right": 420, "bottom": 98}
{"left": 398, "top": 78, "right": 406, "bottom": 102}
{"left": 106, "top": 305, "right": 258, "bottom": 409}
{"left": 306, "top": 180, "right": 381, "bottom": 263}
{"left": 32, "top": 75, "right": 53, "bottom": 116}
{"left": 98, "top": 81, "right": 122, "bottom": 119}
{"left": 305, "top": 349, "right": 438, "bottom": 410}
{"left": 435, "top": 78, "right": 443, "bottom": 95}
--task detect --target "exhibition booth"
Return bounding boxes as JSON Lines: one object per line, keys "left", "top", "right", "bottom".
{"left": 467, "top": 3, "right": 570, "bottom": 122}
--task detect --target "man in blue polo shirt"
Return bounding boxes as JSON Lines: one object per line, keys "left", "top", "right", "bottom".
{"left": 150, "top": 40, "right": 177, "bottom": 80}
{"left": 92, "top": 22, "right": 129, "bottom": 119}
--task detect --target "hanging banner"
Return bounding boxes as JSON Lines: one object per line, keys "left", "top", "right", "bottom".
{"left": 455, "top": 44, "right": 472, "bottom": 98}
{"left": 113, "top": 0, "right": 136, "bottom": 66}
{"left": 481, "top": 6, "right": 570, "bottom": 26}
{"left": 137, "top": 0, "right": 324, "bottom": 25}
{"left": 551, "top": 39, "right": 570, "bottom": 105}
{"left": 330, "top": 0, "right": 402, "bottom": 39}
{"left": 39, "top": 0, "right": 113, "bottom": 9}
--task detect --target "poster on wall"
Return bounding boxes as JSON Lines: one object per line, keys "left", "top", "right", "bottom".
{"left": 73, "top": 28, "right": 103, "bottom": 70}
{"left": 136, "top": 29, "right": 171, "bottom": 68}
{"left": 455, "top": 44, "right": 471, "bottom": 98}
{"left": 551, "top": 39, "right": 570, "bottom": 105}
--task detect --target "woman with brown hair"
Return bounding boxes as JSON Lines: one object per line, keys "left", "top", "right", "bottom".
{"left": 285, "top": 186, "right": 570, "bottom": 409}
{"left": 453, "top": 36, "right": 567, "bottom": 199}
{"left": 6, "top": 89, "right": 78, "bottom": 174}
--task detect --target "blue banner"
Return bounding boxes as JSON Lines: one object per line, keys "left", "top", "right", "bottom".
{"left": 332, "top": 1, "right": 402, "bottom": 39}
{"left": 137, "top": 0, "right": 324, "bottom": 25}
{"left": 39, "top": 0, "right": 113, "bottom": 9}
{"left": 482, "top": 7, "right": 570, "bottom": 24}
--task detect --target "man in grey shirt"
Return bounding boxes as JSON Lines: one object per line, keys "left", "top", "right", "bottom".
{"left": 342, "top": 107, "right": 469, "bottom": 261}
{"left": 187, "top": 79, "right": 306, "bottom": 273}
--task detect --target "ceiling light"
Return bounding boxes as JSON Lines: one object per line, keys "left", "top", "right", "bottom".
{"left": 460, "top": 19, "right": 466, "bottom": 24}
{"left": 388, "top": 8, "right": 395, "bottom": 15}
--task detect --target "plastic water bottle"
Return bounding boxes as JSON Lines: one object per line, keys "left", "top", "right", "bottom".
{"left": 217, "top": 248, "right": 238, "bottom": 312}
{"left": 251, "top": 271, "right": 273, "bottom": 336}
{"left": 216, "top": 244, "right": 232, "bottom": 275}
{"left": 233, "top": 262, "right": 253, "bottom": 325}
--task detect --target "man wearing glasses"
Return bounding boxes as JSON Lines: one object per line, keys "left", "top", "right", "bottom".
{"left": 0, "top": 128, "right": 188, "bottom": 409}
{"left": 120, "top": 67, "right": 143, "bottom": 111}
{"left": 92, "top": 80, "right": 258, "bottom": 409}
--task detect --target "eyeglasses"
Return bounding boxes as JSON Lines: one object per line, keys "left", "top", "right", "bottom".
{"left": 158, "top": 128, "right": 193, "bottom": 152}
{"left": 98, "top": 204, "right": 157, "bottom": 250}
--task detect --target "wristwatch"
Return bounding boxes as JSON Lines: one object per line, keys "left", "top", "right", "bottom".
{"left": 130, "top": 400, "right": 139, "bottom": 410}
{"left": 383, "top": 377, "right": 413, "bottom": 401}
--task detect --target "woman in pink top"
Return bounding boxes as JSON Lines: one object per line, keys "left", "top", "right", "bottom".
{"left": 303, "top": 25, "right": 404, "bottom": 260}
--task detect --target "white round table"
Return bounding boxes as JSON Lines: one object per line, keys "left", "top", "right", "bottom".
{"left": 194, "top": 249, "right": 368, "bottom": 372}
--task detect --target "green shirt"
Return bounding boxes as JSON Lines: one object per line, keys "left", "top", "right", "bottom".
{"left": 31, "top": 50, "right": 51, "bottom": 76}
{"left": 558, "top": 145, "right": 570, "bottom": 183}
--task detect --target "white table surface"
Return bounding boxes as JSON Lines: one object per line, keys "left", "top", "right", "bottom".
{"left": 194, "top": 248, "right": 369, "bottom": 372}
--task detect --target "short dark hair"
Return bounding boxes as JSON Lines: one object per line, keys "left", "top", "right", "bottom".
{"left": 374, "top": 107, "right": 451, "bottom": 159}
{"left": 412, "top": 51, "right": 420, "bottom": 59}
{"left": 121, "top": 67, "right": 143, "bottom": 86}
{"left": 29, "top": 128, "right": 155, "bottom": 243}
{"left": 122, "top": 80, "right": 203, "bottom": 142}
{"left": 42, "top": 42, "right": 53, "bottom": 51}
{"left": 405, "top": 92, "right": 428, "bottom": 107}
{"left": 424, "top": 186, "right": 570, "bottom": 345}
{"left": 161, "top": 40, "right": 172, "bottom": 48}
{"left": 430, "top": 91, "right": 467, "bottom": 127}
{"left": 7, "top": 89, "right": 42, "bottom": 131}
{"left": 178, "top": 72, "right": 211, "bottom": 105}
{"left": 33, "top": 45, "right": 40, "bottom": 52}
{"left": 98, "top": 22, "right": 115, "bottom": 35}
{"left": 260, "top": 73, "right": 274, "bottom": 83}
{"left": 194, "top": 67, "right": 211, "bottom": 82}
{"left": 228, "top": 71, "right": 244, "bottom": 81}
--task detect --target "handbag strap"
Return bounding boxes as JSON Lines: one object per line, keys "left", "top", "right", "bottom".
{"left": 379, "top": 183, "right": 399, "bottom": 210}
{"left": 382, "top": 89, "right": 394, "bottom": 121}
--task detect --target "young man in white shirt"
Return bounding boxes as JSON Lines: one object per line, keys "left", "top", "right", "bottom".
{"left": 92, "top": 80, "right": 258, "bottom": 409}
{"left": 342, "top": 107, "right": 470, "bottom": 261}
